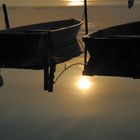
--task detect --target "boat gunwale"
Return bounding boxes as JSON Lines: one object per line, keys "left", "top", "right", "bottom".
{"left": 39, "top": 19, "right": 82, "bottom": 33}
{"left": 0, "top": 18, "right": 83, "bottom": 34}
{"left": 83, "top": 20, "right": 140, "bottom": 40}
{"left": 83, "top": 35, "right": 140, "bottom": 40}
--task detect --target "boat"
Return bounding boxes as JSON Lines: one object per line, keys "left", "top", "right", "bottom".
{"left": 83, "top": 21, "right": 140, "bottom": 79}
{"left": 0, "top": 18, "right": 83, "bottom": 91}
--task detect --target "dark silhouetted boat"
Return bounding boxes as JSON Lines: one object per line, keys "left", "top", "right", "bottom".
{"left": 0, "top": 18, "right": 82, "bottom": 91}
{"left": 83, "top": 21, "right": 140, "bottom": 79}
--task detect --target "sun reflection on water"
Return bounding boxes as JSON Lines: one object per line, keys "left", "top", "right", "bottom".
{"left": 77, "top": 76, "right": 93, "bottom": 91}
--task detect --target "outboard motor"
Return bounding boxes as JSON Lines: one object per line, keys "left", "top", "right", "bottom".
{"left": 128, "top": 0, "right": 134, "bottom": 9}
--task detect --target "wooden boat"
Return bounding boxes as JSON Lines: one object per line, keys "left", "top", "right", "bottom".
{"left": 83, "top": 21, "right": 140, "bottom": 79}
{"left": 0, "top": 18, "right": 82, "bottom": 91}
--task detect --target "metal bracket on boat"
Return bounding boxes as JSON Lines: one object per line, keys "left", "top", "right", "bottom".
{"left": 44, "top": 61, "right": 56, "bottom": 92}
{"left": 43, "top": 31, "right": 56, "bottom": 92}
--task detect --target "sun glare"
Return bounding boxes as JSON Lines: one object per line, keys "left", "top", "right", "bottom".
{"left": 68, "top": 0, "right": 83, "bottom": 6}
{"left": 77, "top": 76, "right": 92, "bottom": 90}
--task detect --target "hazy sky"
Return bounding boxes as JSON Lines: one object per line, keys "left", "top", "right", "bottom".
{"left": 0, "top": 0, "right": 140, "bottom": 7}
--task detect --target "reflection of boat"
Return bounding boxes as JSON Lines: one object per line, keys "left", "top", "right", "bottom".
{"left": 0, "top": 18, "right": 82, "bottom": 91}
{"left": 83, "top": 21, "right": 140, "bottom": 79}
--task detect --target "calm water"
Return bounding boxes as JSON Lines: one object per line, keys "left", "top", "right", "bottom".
{"left": 0, "top": 4, "right": 140, "bottom": 140}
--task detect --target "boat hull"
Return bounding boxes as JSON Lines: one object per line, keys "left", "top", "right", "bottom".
{"left": 0, "top": 19, "right": 82, "bottom": 69}
{"left": 83, "top": 21, "right": 140, "bottom": 78}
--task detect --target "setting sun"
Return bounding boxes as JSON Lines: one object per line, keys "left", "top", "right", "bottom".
{"left": 77, "top": 76, "right": 92, "bottom": 90}
{"left": 68, "top": 0, "right": 83, "bottom": 6}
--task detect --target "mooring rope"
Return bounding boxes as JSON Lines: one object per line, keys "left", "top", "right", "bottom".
{"left": 54, "top": 63, "right": 84, "bottom": 84}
